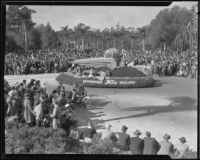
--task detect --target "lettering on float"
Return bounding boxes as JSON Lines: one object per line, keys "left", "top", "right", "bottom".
{"left": 83, "top": 79, "right": 136, "bottom": 85}
{"left": 119, "top": 81, "right": 135, "bottom": 85}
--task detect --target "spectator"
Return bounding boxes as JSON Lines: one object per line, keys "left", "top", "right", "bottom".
{"left": 116, "top": 125, "right": 131, "bottom": 151}
{"left": 175, "top": 137, "right": 189, "bottom": 157}
{"left": 143, "top": 131, "right": 160, "bottom": 155}
{"left": 129, "top": 130, "right": 144, "bottom": 155}
{"left": 101, "top": 123, "right": 118, "bottom": 144}
{"left": 157, "top": 133, "right": 174, "bottom": 156}
{"left": 79, "top": 120, "right": 97, "bottom": 143}
{"left": 23, "top": 89, "right": 35, "bottom": 127}
{"left": 33, "top": 94, "right": 45, "bottom": 127}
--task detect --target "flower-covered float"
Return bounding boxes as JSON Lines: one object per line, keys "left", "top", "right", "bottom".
{"left": 56, "top": 48, "right": 154, "bottom": 88}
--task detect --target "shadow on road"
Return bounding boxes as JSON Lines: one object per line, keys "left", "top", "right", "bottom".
{"left": 105, "top": 96, "right": 197, "bottom": 121}
{"left": 75, "top": 96, "right": 197, "bottom": 129}
{"left": 151, "top": 79, "right": 168, "bottom": 88}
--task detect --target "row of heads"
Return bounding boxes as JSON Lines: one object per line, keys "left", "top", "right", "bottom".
{"left": 106, "top": 124, "right": 187, "bottom": 143}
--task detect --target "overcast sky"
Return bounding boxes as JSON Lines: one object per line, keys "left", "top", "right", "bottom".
{"left": 27, "top": 1, "right": 197, "bottom": 31}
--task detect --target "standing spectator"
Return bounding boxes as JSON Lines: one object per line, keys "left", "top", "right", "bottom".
{"left": 50, "top": 98, "right": 60, "bottom": 129}
{"left": 23, "top": 90, "right": 35, "bottom": 127}
{"left": 116, "top": 125, "right": 131, "bottom": 151}
{"left": 33, "top": 94, "right": 45, "bottom": 127}
{"left": 143, "top": 131, "right": 160, "bottom": 155}
{"left": 157, "top": 133, "right": 174, "bottom": 156}
{"left": 129, "top": 130, "right": 144, "bottom": 155}
{"left": 175, "top": 137, "right": 189, "bottom": 157}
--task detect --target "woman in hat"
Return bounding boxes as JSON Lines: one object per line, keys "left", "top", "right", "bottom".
{"left": 175, "top": 137, "right": 189, "bottom": 157}
{"left": 129, "top": 130, "right": 144, "bottom": 155}
{"left": 157, "top": 133, "right": 174, "bottom": 156}
{"left": 116, "top": 125, "right": 131, "bottom": 151}
{"left": 23, "top": 89, "right": 35, "bottom": 127}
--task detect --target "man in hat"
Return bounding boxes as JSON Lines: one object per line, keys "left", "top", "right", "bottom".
{"left": 116, "top": 125, "right": 131, "bottom": 151}
{"left": 129, "top": 130, "right": 144, "bottom": 155}
{"left": 157, "top": 133, "right": 174, "bottom": 156}
{"left": 143, "top": 131, "right": 160, "bottom": 155}
{"left": 101, "top": 123, "right": 118, "bottom": 145}
{"left": 175, "top": 137, "right": 189, "bottom": 157}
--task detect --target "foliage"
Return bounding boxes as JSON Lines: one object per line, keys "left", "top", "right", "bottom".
{"left": 5, "top": 121, "right": 82, "bottom": 154}
{"left": 110, "top": 67, "right": 146, "bottom": 77}
{"left": 171, "top": 149, "right": 197, "bottom": 159}
{"left": 147, "top": 5, "right": 193, "bottom": 50}
{"left": 82, "top": 133, "right": 114, "bottom": 154}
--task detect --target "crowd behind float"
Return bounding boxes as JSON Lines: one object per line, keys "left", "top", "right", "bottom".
{"left": 4, "top": 48, "right": 198, "bottom": 78}
{"left": 4, "top": 79, "right": 191, "bottom": 157}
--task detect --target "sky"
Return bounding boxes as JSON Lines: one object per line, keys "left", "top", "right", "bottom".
{"left": 26, "top": 1, "right": 198, "bottom": 31}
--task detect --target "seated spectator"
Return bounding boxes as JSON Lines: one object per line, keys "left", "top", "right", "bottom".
{"left": 79, "top": 120, "right": 97, "bottom": 143}
{"left": 175, "top": 137, "right": 189, "bottom": 157}
{"left": 157, "top": 133, "right": 174, "bottom": 156}
{"left": 143, "top": 131, "right": 160, "bottom": 155}
{"left": 116, "top": 125, "right": 131, "bottom": 151}
{"left": 129, "top": 130, "right": 144, "bottom": 155}
{"left": 101, "top": 123, "right": 118, "bottom": 145}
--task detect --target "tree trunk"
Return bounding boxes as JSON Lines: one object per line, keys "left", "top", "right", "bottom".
{"left": 23, "top": 22, "right": 28, "bottom": 52}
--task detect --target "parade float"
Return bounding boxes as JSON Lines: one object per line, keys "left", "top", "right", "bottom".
{"left": 56, "top": 48, "right": 154, "bottom": 88}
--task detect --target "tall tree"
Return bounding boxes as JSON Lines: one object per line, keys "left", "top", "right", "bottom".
{"left": 6, "top": 5, "right": 36, "bottom": 52}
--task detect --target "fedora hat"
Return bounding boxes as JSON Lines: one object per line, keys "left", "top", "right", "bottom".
{"left": 134, "top": 130, "right": 141, "bottom": 136}
{"left": 121, "top": 125, "right": 128, "bottom": 131}
{"left": 163, "top": 133, "right": 171, "bottom": 140}
{"left": 146, "top": 131, "right": 151, "bottom": 137}
{"left": 179, "top": 137, "right": 186, "bottom": 143}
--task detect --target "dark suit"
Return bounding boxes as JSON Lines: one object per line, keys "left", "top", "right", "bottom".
{"left": 129, "top": 137, "right": 144, "bottom": 154}
{"left": 143, "top": 137, "right": 159, "bottom": 155}
{"left": 117, "top": 132, "right": 131, "bottom": 150}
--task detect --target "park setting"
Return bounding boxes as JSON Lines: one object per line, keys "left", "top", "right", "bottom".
{"left": 3, "top": 2, "right": 198, "bottom": 158}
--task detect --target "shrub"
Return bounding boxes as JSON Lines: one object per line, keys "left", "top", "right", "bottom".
{"left": 82, "top": 133, "right": 114, "bottom": 154}
{"left": 5, "top": 121, "right": 82, "bottom": 154}
{"left": 171, "top": 149, "right": 197, "bottom": 159}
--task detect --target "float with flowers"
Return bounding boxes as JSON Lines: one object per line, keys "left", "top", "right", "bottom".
{"left": 56, "top": 48, "right": 154, "bottom": 88}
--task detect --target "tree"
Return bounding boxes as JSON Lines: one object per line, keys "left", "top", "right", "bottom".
{"left": 146, "top": 6, "right": 193, "bottom": 50}
{"left": 74, "top": 23, "right": 91, "bottom": 49}
{"left": 6, "top": 5, "right": 36, "bottom": 52}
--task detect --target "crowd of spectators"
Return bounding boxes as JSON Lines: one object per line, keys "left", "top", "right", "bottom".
{"left": 4, "top": 48, "right": 197, "bottom": 79}
{"left": 126, "top": 49, "right": 198, "bottom": 78}
{"left": 4, "top": 78, "right": 88, "bottom": 135}
{"left": 4, "top": 48, "right": 104, "bottom": 75}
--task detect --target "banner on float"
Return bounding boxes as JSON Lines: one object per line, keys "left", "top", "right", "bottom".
{"left": 83, "top": 79, "right": 136, "bottom": 86}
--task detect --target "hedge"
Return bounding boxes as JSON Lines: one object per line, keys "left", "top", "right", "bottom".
{"left": 56, "top": 73, "right": 154, "bottom": 88}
